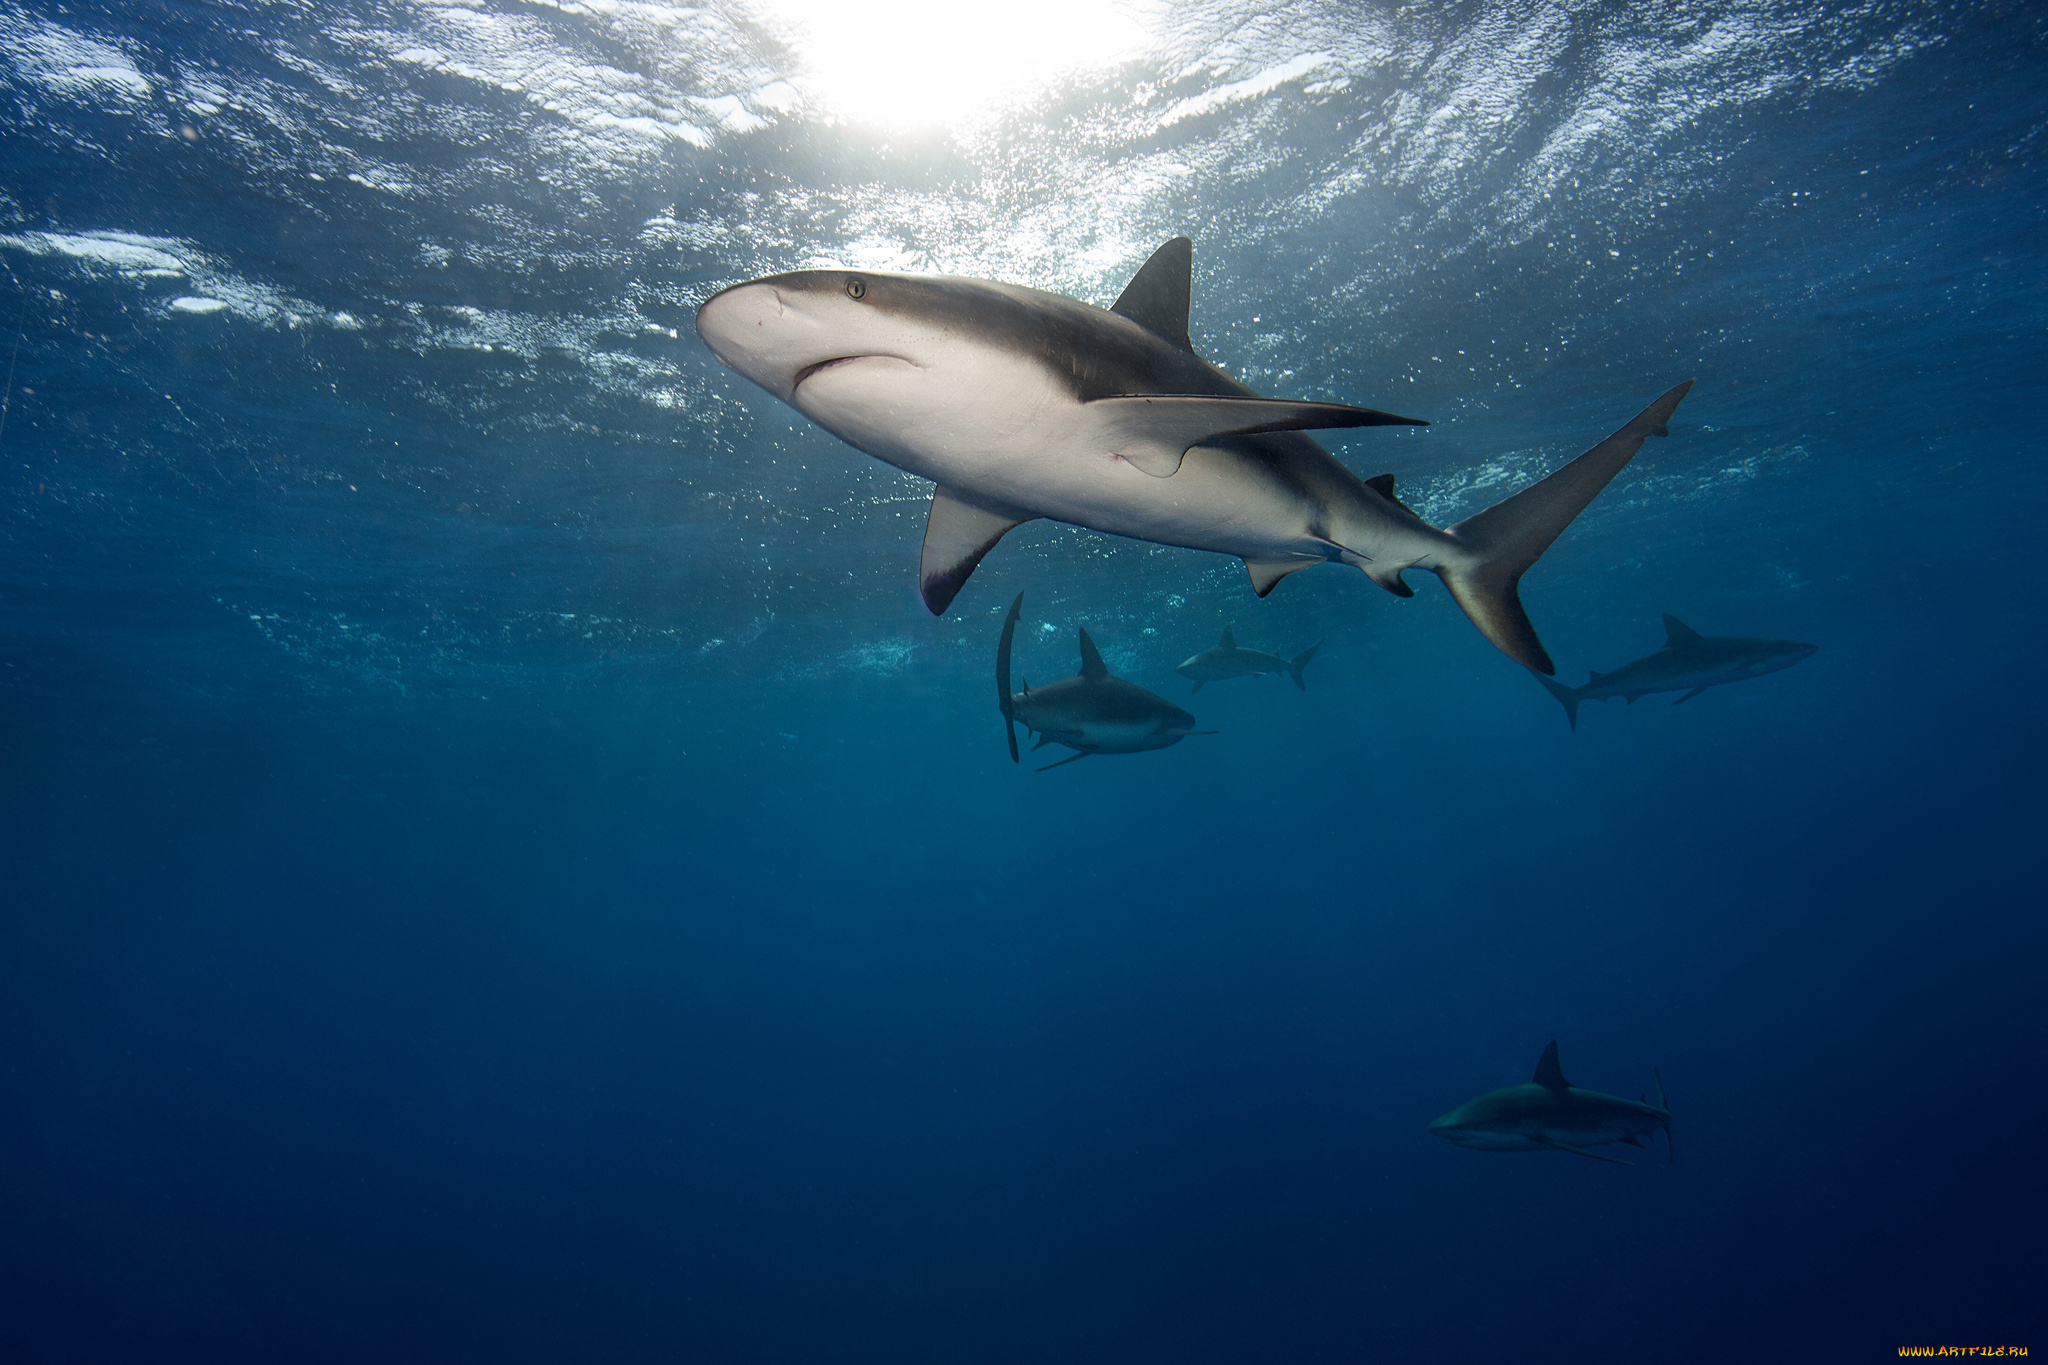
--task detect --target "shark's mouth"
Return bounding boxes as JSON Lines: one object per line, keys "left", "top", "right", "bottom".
{"left": 786, "top": 351, "right": 917, "bottom": 394}
{"left": 791, "top": 355, "right": 862, "bottom": 390}
{"left": 790, "top": 356, "right": 905, "bottom": 392}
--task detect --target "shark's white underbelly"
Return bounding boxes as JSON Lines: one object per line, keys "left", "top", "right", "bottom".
{"left": 1062, "top": 722, "right": 1179, "bottom": 753}
{"left": 794, "top": 359, "right": 1321, "bottom": 560}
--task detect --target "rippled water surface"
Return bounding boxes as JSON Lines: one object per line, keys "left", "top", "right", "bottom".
{"left": 2, "top": 1, "right": 2043, "bottom": 1359}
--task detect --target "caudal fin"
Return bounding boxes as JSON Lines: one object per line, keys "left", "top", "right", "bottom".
{"left": 1437, "top": 381, "right": 1694, "bottom": 674}
{"left": 1286, "top": 641, "right": 1321, "bottom": 692}
{"left": 1530, "top": 669, "right": 1582, "bottom": 731}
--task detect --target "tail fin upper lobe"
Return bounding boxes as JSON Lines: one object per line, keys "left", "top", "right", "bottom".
{"left": 1437, "top": 381, "right": 1693, "bottom": 674}
{"left": 1286, "top": 641, "right": 1321, "bottom": 692}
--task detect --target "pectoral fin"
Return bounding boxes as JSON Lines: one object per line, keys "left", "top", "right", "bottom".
{"left": 1673, "top": 686, "right": 1708, "bottom": 705}
{"left": 921, "top": 487, "right": 1035, "bottom": 615}
{"left": 1090, "top": 395, "right": 1428, "bottom": 478}
{"left": 1533, "top": 1135, "right": 1635, "bottom": 1166}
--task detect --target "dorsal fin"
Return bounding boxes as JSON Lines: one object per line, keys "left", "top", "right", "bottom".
{"left": 1110, "top": 237, "right": 1194, "bottom": 352}
{"left": 1076, "top": 627, "right": 1110, "bottom": 681}
{"left": 1587, "top": 668, "right": 1606, "bottom": 685}
{"left": 1219, "top": 623, "right": 1235, "bottom": 649}
{"left": 1662, "top": 614, "right": 1703, "bottom": 646}
{"left": 1365, "top": 472, "right": 1419, "bottom": 515}
{"left": 1533, "top": 1041, "right": 1570, "bottom": 1090}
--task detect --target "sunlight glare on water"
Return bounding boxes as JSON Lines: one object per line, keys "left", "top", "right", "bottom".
{"left": 746, "top": 0, "right": 1157, "bottom": 129}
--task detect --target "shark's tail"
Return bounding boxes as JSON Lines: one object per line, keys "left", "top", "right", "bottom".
{"left": 1530, "top": 669, "right": 1582, "bottom": 731}
{"left": 1435, "top": 381, "right": 1694, "bottom": 674}
{"left": 997, "top": 591, "right": 1023, "bottom": 763}
{"left": 1285, "top": 641, "right": 1321, "bottom": 692}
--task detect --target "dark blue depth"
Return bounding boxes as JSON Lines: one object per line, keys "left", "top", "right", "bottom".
{"left": 2, "top": 1, "right": 2044, "bottom": 1361}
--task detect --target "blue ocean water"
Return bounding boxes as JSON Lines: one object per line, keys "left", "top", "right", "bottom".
{"left": 1, "top": 0, "right": 2043, "bottom": 1359}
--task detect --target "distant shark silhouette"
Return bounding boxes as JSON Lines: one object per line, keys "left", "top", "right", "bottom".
{"left": 997, "top": 592, "right": 1207, "bottom": 771}
{"left": 1175, "top": 625, "right": 1320, "bottom": 693}
{"left": 1533, "top": 615, "right": 1818, "bottom": 729}
{"left": 1430, "top": 1042, "right": 1672, "bottom": 1166}
{"left": 697, "top": 236, "right": 1693, "bottom": 674}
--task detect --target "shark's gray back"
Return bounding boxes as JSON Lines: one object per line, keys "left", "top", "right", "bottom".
{"left": 867, "top": 273, "right": 1234, "bottom": 402}
{"left": 868, "top": 273, "right": 1391, "bottom": 514}
{"left": 1186, "top": 645, "right": 1288, "bottom": 672}
{"left": 1584, "top": 635, "right": 1790, "bottom": 696}
{"left": 1018, "top": 675, "right": 1194, "bottom": 730}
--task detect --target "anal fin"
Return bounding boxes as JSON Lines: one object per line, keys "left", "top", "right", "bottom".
{"left": 921, "top": 486, "right": 1035, "bottom": 615}
{"left": 1366, "top": 559, "right": 1419, "bottom": 597}
{"left": 1333, "top": 546, "right": 1416, "bottom": 597}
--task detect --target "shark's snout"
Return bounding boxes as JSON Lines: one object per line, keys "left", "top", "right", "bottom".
{"left": 695, "top": 280, "right": 799, "bottom": 388}
{"left": 697, "top": 271, "right": 922, "bottom": 404}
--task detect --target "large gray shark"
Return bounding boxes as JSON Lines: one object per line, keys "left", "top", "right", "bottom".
{"left": 695, "top": 236, "right": 1694, "bottom": 674}
{"left": 996, "top": 592, "right": 1206, "bottom": 771}
{"left": 1430, "top": 1041, "right": 1672, "bottom": 1166}
{"left": 1175, "top": 625, "right": 1320, "bottom": 693}
{"left": 1533, "top": 615, "right": 1818, "bottom": 729}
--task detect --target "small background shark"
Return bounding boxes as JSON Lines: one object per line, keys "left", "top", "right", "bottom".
{"left": 1430, "top": 1042, "right": 1672, "bottom": 1166}
{"left": 1176, "top": 626, "right": 1321, "bottom": 693}
{"left": 1534, "top": 615, "right": 1818, "bottom": 729}
{"left": 997, "top": 593, "right": 1209, "bottom": 771}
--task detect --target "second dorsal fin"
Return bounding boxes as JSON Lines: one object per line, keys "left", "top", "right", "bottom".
{"left": 1111, "top": 237, "right": 1194, "bottom": 353}
{"left": 1533, "top": 1041, "right": 1571, "bottom": 1090}
{"left": 1076, "top": 627, "right": 1110, "bottom": 680}
{"left": 1366, "top": 472, "right": 1419, "bottom": 516}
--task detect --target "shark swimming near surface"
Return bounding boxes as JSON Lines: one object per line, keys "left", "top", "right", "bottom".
{"left": 1430, "top": 1041, "right": 1672, "bottom": 1166}
{"left": 696, "top": 237, "right": 1694, "bottom": 674}
{"left": 997, "top": 592, "right": 1207, "bottom": 771}
{"left": 1532, "top": 615, "right": 1818, "bottom": 729}
{"left": 1175, "top": 625, "right": 1320, "bottom": 693}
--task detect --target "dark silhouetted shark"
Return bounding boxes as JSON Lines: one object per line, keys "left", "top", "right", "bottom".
{"left": 1430, "top": 1041, "right": 1672, "bottom": 1166}
{"left": 1175, "top": 625, "right": 1320, "bottom": 693}
{"left": 997, "top": 592, "right": 1207, "bottom": 771}
{"left": 1532, "top": 615, "right": 1818, "bottom": 729}
{"left": 697, "top": 236, "right": 1693, "bottom": 673}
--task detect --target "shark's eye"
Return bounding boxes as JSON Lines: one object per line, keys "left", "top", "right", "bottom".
{"left": 845, "top": 278, "right": 867, "bottom": 300}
